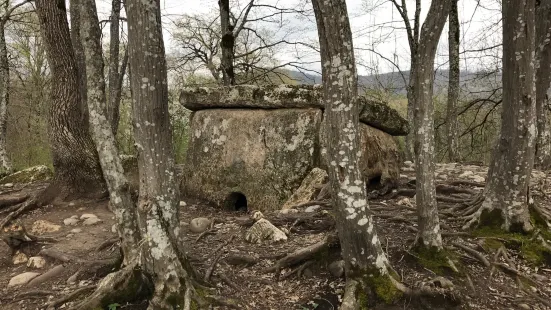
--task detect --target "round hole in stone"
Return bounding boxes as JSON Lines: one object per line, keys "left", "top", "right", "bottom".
{"left": 224, "top": 192, "right": 248, "bottom": 212}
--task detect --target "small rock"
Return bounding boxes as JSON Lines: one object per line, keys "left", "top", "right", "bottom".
{"left": 459, "top": 171, "right": 474, "bottom": 178}
{"left": 431, "top": 276, "right": 454, "bottom": 289}
{"left": 70, "top": 228, "right": 82, "bottom": 233}
{"left": 402, "top": 167, "right": 415, "bottom": 172}
{"left": 4, "top": 183, "right": 13, "bottom": 188}
{"left": 279, "top": 208, "right": 299, "bottom": 215}
{"left": 189, "top": 217, "right": 211, "bottom": 233}
{"left": 245, "top": 218, "right": 287, "bottom": 244}
{"left": 179, "top": 201, "right": 186, "bottom": 207}
{"left": 63, "top": 218, "right": 79, "bottom": 226}
{"left": 304, "top": 205, "right": 321, "bottom": 213}
{"left": 518, "top": 304, "right": 531, "bottom": 310}
{"left": 399, "top": 174, "right": 408, "bottom": 179}
{"left": 404, "top": 161, "right": 414, "bottom": 167}
{"left": 66, "top": 234, "right": 74, "bottom": 238}
{"left": 328, "top": 260, "right": 345, "bottom": 278}
{"left": 302, "top": 268, "right": 313, "bottom": 278}
{"left": 111, "top": 224, "right": 117, "bottom": 233}
{"left": 8, "top": 272, "right": 41, "bottom": 287}
{"left": 437, "top": 174, "right": 448, "bottom": 180}
{"left": 70, "top": 215, "right": 78, "bottom": 219}
{"left": 12, "top": 251, "right": 28, "bottom": 265}
{"left": 82, "top": 217, "right": 102, "bottom": 226}
{"left": 31, "top": 220, "right": 61, "bottom": 234}
{"left": 67, "top": 271, "right": 80, "bottom": 284}
{"left": 27, "top": 256, "right": 46, "bottom": 269}
{"left": 80, "top": 214, "right": 98, "bottom": 220}
{"left": 471, "top": 175, "right": 485, "bottom": 183}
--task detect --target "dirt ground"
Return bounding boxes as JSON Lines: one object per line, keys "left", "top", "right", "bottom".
{"left": 0, "top": 163, "right": 550, "bottom": 310}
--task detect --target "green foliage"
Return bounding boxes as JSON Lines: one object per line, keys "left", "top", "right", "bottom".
{"left": 411, "top": 246, "right": 459, "bottom": 275}
{"left": 107, "top": 303, "right": 120, "bottom": 310}
{"left": 363, "top": 273, "right": 402, "bottom": 304}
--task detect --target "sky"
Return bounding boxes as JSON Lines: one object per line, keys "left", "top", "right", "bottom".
{"left": 94, "top": 0, "right": 503, "bottom": 75}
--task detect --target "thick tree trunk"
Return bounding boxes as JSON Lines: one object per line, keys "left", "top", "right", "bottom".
{"left": 35, "top": 0, "right": 106, "bottom": 199}
{"left": 219, "top": 0, "right": 235, "bottom": 85}
{"left": 447, "top": 0, "right": 460, "bottom": 163}
{"left": 126, "top": 0, "right": 198, "bottom": 308}
{"left": 69, "top": 0, "right": 88, "bottom": 127}
{"left": 107, "top": 0, "right": 124, "bottom": 135}
{"left": 312, "top": 0, "right": 397, "bottom": 303}
{"left": 413, "top": 0, "right": 451, "bottom": 249}
{"left": 0, "top": 22, "right": 12, "bottom": 174}
{"left": 535, "top": 0, "right": 551, "bottom": 170}
{"left": 466, "top": 0, "right": 536, "bottom": 233}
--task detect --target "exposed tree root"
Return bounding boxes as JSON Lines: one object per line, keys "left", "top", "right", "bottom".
{"left": 262, "top": 233, "right": 339, "bottom": 278}
{"left": 46, "top": 285, "right": 96, "bottom": 310}
{"left": 448, "top": 180, "right": 485, "bottom": 188}
{"left": 0, "top": 198, "right": 37, "bottom": 228}
{"left": 279, "top": 260, "right": 314, "bottom": 280}
{"left": 450, "top": 242, "right": 490, "bottom": 267}
{"left": 95, "top": 237, "right": 119, "bottom": 251}
{"left": 217, "top": 273, "right": 241, "bottom": 292}
{"left": 0, "top": 195, "right": 29, "bottom": 209}
{"left": 9, "top": 290, "right": 54, "bottom": 303}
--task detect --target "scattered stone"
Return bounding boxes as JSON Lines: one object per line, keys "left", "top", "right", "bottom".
{"left": 66, "top": 234, "right": 74, "bottom": 238}
{"left": 430, "top": 276, "right": 454, "bottom": 289}
{"left": 402, "top": 167, "right": 415, "bottom": 172}
{"left": 82, "top": 217, "right": 102, "bottom": 226}
{"left": 245, "top": 218, "right": 287, "bottom": 244}
{"left": 8, "top": 272, "right": 41, "bottom": 287}
{"left": 27, "top": 256, "right": 46, "bottom": 269}
{"left": 437, "top": 174, "right": 448, "bottom": 180}
{"left": 63, "top": 218, "right": 79, "bottom": 226}
{"left": 304, "top": 205, "right": 321, "bottom": 213}
{"left": 189, "top": 217, "right": 211, "bottom": 233}
{"left": 518, "top": 304, "right": 530, "bottom": 310}
{"left": 31, "top": 220, "right": 61, "bottom": 235}
{"left": 70, "top": 228, "right": 82, "bottom": 234}
{"left": 67, "top": 271, "right": 80, "bottom": 284}
{"left": 471, "top": 175, "right": 485, "bottom": 183}
{"left": 328, "top": 260, "right": 345, "bottom": 278}
{"left": 279, "top": 208, "right": 299, "bottom": 215}
{"left": 12, "top": 251, "right": 28, "bottom": 265}
{"left": 179, "top": 201, "right": 186, "bottom": 207}
{"left": 282, "top": 168, "right": 328, "bottom": 210}
{"left": 4, "top": 183, "right": 13, "bottom": 188}
{"left": 70, "top": 215, "right": 78, "bottom": 219}
{"left": 404, "top": 161, "right": 414, "bottom": 167}
{"left": 111, "top": 224, "right": 117, "bottom": 233}
{"left": 459, "top": 171, "right": 474, "bottom": 178}
{"left": 80, "top": 214, "right": 98, "bottom": 220}
{"left": 399, "top": 174, "right": 408, "bottom": 179}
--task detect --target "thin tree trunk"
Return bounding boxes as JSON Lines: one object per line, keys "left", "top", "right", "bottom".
{"left": 535, "top": 0, "right": 551, "bottom": 170}
{"left": 219, "top": 0, "right": 235, "bottom": 85}
{"left": 413, "top": 0, "right": 451, "bottom": 249}
{"left": 447, "top": 0, "right": 460, "bottom": 163}
{"left": 0, "top": 21, "right": 12, "bottom": 174}
{"left": 107, "top": 0, "right": 123, "bottom": 135}
{"left": 405, "top": 63, "right": 416, "bottom": 162}
{"left": 35, "top": 0, "right": 106, "bottom": 199}
{"left": 465, "top": 0, "right": 536, "bottom": 233}
{"left": 312, "top": 0, "right": 399, "bottom": 303}
{"left": 69, "top": 0, "right": 88, "bottom": 127}
{"left": 126, "top": 0, "right": 198, "bottom": 308}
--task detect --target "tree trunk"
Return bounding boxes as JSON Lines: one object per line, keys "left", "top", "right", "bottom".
{"left": 405, "top": 60, "right": 416, "bottom": 162}
{"left": 107, "top": 0, "right": 124, "bottom": 135}
{"left": 69, "top": 0, "right": 88, "bottom": 127}
{"left": 535, "top": 0, "right": 551, "bottom": 170}
{"left": 447, "top": 0, "right": 460, "bottom": 163}
{"left": 219, "top": 0, "right": 235, "bottom": 85}
{"left": 311, "top": 0, "right": 398, "bottom": 304}
{"left": 465, "top": 0, "right": 536, "bottom": 233}
{"left": 35, "top": 0, "right": 106, "bottom": 200}
{"left": 126, "top": 0, "right": 199, "bottom": 308}
{"left": 0, "top": 21, "right": 12, "bottom": 174}
{"left": 413, "top": 0, "right": 452, "bottom": 249}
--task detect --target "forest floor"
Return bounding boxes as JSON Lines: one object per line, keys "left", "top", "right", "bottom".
{"left": 0, "top": 163, "right": 550, "bottom": 310}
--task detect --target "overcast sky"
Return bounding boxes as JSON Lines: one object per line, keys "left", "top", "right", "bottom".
{"left": 94, "top": 0, "right": 502, "bottom": 75}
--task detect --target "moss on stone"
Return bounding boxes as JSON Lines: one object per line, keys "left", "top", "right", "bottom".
{"left": 0, "top": 165, "right": 52, "bottom": 184}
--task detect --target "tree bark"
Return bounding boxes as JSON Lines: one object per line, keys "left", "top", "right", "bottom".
{"left": 219, "top": 0, "right": 235, "bottom": 85}
{"left": 535, "top": 0, "right": 551, "bottom": 170}
{"left": 0, "top": 19, "right": 12, "bottom": 174}
{"left": 413, "top": 0, "right": 451, "bottom": 249}
{"left": 312, "top": 0, "right": 397, "bottom": 303}
{"left": 447, "top": 0, "right": 460, "bottom": 162}
{"left": 69, "top": 0, "right": 89, "bottom": 127}
{"left": 107, "top": 0, "right": 124, "bottom": 135}
{"left": 466, "top": 0, "right": 536, "bottom": 233}
{"left": 126, "top": 0, "right": 199, "bottom": 308}
{"left": 35, "top": 0, "right": 106, "bottom": 199}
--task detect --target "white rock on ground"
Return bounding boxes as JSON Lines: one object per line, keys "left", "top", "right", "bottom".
{"left": 304, "top": 205, "right": 321, "bottom": 213}
{"left": 63, "top": 218, "right": 79, "bottom": 226}
{"left": 245, "top": 218, "right": 287, "bottom": 244}
{"left": 12, "top": 251, "right": 28, "bottom": 265}
{"left": 4, "top": 183, "right": 13, "bottom": 188}
{"left": 189, "top": 217, "right": 211, "bottom": 233}
{"left": 31, "top": 220, "right": 61, "bottom": 234}
{"left": 27, "top": 256, "right": 46, "bottom": 269}
{"left": 459, "top": 171, "right": 474, "bottom": 178}
{"left": 70, "top": 228, "right": 82, "bottom": 233}
{"left": 80, "top": 214, "right": 98, "bottom": 220}
{"left": 8, "top": 272, "right": 41, "bottom": 287}
{"left": 82, "top": 217, "right": 102, "bottom": 226}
